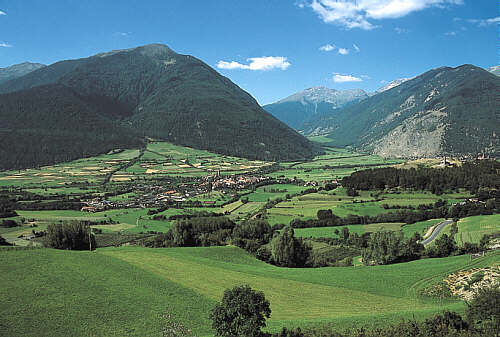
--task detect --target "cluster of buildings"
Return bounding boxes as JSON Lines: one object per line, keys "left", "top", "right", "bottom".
{"left": 80, "top": 174, "right": 272, "bottom": 212}
{"left": 210, "top": 175, "right": 269, "bottom": 190}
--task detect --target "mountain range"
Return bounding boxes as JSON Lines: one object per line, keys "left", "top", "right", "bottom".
{"left": 300, "top": 65, "right": 500, "bottom": 158}
{"left": 263, "top": 87, "right": 369, "bottom": 130}
{"left": 0, "top": 44, "right": 314, "bottom": 170}
{"left": 0, "top": 62, "right": 45, "bottom": 84}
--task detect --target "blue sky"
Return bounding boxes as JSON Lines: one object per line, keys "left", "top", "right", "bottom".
{"left": 0, "top": 0, "right": 498, "bottom": 104}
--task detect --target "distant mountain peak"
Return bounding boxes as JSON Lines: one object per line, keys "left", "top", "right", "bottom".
{"left": 264, "top": 86, "right": 369, "bottom": 130}
{"left": 0, "top": 62, "right": 46, "bottom": 84}
{"left": 376, "top": 78, "right": 411, "bottom": 93}
{"left": 95, "top": 43, "right": 175, "bottom": 59}
{"left": 277, "top": 86, "right": 367, "bottom": 105}
{"left": 488, "top": 65, "right": 500, "bottom": 76}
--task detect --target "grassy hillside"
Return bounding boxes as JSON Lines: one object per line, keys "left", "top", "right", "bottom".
{"left": 1, "top": 246, "right": 498, "bottom": 336}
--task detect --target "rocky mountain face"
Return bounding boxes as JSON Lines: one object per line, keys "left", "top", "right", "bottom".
{"left": 376, "top": 78, "right": 411, "bottom": 93}
{"left": 488, "top": 66, "right": 500, "bottom": 76}
{"left": 303, "top": 65, "right": 500, "bottom": 158}
{"left": 263, "top": 87, "right": 369, "bottom": 129}
{"left": 0, "top": 62, "right": 45, "bottom": 84}
{"left": 0, "top": 44, "right": 314, "bottom": 170}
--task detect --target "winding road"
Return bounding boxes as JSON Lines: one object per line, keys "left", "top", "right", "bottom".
{"left": 421, "top": 219, "right": 454, "bottom": 246}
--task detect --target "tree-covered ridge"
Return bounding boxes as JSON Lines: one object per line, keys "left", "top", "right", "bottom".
{"left": 0, "top": 44, "right": 314, "bottom": 170}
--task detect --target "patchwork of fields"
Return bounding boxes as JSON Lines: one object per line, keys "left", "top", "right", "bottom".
{"left": 1, "top": 141, "right": 499, "bottom": 337}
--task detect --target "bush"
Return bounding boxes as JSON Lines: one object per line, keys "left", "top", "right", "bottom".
{"left": 0, "top": 219, "right": 19, "bottom": 228}
{"left": 466, "top": 286, "right": 500, "bottom": 335}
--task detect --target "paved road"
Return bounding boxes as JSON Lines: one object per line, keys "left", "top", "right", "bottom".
{"left": 421, "top": 219, "right": 454, "bottom": 246}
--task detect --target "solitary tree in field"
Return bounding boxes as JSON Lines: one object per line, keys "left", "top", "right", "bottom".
{"left": 210, "top": 285, "right": 271, "bottom": 337}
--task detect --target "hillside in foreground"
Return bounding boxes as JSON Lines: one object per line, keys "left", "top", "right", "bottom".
{"left": 0, "top": 44, "right": 314, "bottom": 170}
{"left": 1, "top": 246, "right": 497, "bottom": 337}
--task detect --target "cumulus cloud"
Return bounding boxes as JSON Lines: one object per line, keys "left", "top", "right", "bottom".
{"left": 338, "top": 48, "right": 349, "bottom": 55}
{"left": 308, "top": 0, "right": 464, "bottom": 30}
{"left": 217, "top": 56, "right": 291, "bottom": 71}
{"left": 0, "top": 10, "right": 5, "bottom": 15}
{"left": 444, "top": 31, "right": 457, "bottom": 36}
{"left": 0, "top": 42, "right": 12, "bottom": 47}
{"left": 333, "top": 74, "right": 363, "bottom": 82}
{"left": 467, "top": 16, "right": 500, "bottom": 27}
{"left": 319, "top": 43, "right": 336, "bottom": 51}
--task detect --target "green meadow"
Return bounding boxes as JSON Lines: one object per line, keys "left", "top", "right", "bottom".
{"left": 2, "top": 246, "right": 498, "bottom": 337}
{"left": 293, "top": 219, "right": 444, "bottom": 239}
{"left": 434, "top": 214, "right": 500, "bottom": 246}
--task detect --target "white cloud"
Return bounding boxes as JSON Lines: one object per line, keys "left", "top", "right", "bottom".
{"left": 308, "top": 0, "right": 464, "bottom": 30}
{"left": 467, "top": 16, "right": 500, "bottom": 27}
{"left": 333, "top": 74, "right": 363, "bottom": 83}
{"left": 319, "top": 43, "right": 335, "bottom": 51}
{"left": 0, "top": 10, "right": 5, "bottom": 15}
{"left": 444, "top": 31, "right": 457, "bottom": 36}
{"left": 353, "top": 43, "right": 360, "bottom": 52}
{"left": 394, "top": 27, "right": 409, "bottom": 34}
{"left": 217, "top": 56, "right": 291, "bottom": 71}
{"left": 338, "top": 48, "right": 349, "bottom": 55}
{"left": 0, "top": 42, "right": 12, "bottom": 47}
{"left": 296, "top": 1, "right": 307, "bottom": 9}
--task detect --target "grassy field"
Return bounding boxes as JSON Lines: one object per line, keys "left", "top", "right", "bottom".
{"left": 0, "top": 141, "right": 274, "bottom": 189}
{"left": 442, "top": 214, "right": 500, "bottom": 245}
{"left": 431, "top": 214, "right": 500, "bottom": 246}
{"left": 265, "top": 188, "right": 470, "bottom": 227}
{"left": 293, "top": 219, "right": 446, "bottom": 240}
{"left": 294, "top": 223, "right": 403, "bottom": 238}
{"left": 454, "top": 214, "right": 500, "bottom": 244}
{"left": 1, "top": 246, "right": 498, "bottom": 337}
{"left": 270, "top": 147, "right": 403, "bottom": 182}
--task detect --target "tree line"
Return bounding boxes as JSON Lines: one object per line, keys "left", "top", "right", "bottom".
{"left": 341, "top": 160, "right": 500, "bottom": 194}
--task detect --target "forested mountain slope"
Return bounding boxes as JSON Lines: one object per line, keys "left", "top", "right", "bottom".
{"left": 0, "top": 44, "right": 314, "bottom": 170}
